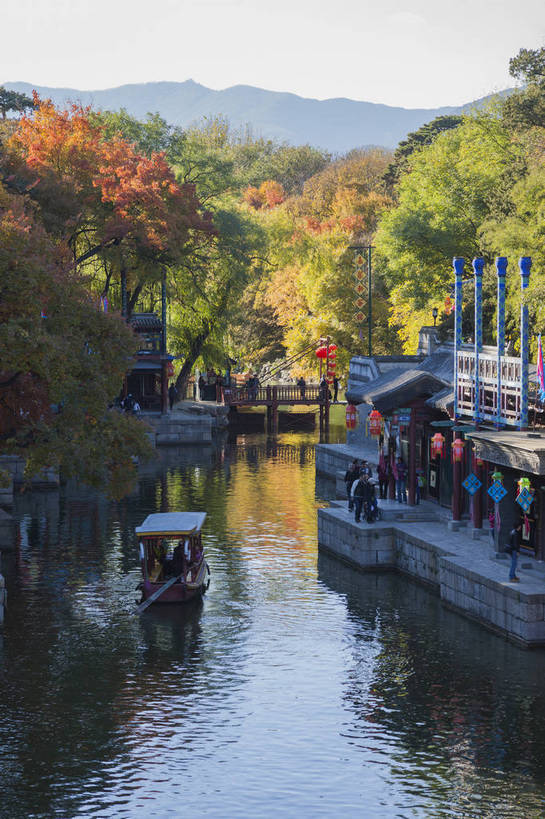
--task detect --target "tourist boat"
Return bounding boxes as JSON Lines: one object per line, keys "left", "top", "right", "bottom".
{"left": 135, "top": 512, "right": 209, "bottom": 611}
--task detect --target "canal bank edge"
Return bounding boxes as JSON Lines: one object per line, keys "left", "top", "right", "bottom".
{"left": 318, "top": 506, "right": 545, "bottom": 648}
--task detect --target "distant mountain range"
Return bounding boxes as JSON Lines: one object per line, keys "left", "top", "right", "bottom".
{"left": 3, "top": 80, "right": 511, "bottom": 153}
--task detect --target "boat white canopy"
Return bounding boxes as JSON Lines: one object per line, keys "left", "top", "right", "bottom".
{"left": 135, "top": 512, "right": 207, "bottom": 537}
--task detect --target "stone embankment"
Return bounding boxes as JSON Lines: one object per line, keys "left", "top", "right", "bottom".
{"left": 142, "top": 401, "right": 229, "bottom": 446}
{"left": 319, "top": 501, "right": 545, "bottom": 648}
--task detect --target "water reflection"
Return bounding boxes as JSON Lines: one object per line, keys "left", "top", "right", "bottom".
{"left": 0, "top": 432, "right": 545, "bottom": 817}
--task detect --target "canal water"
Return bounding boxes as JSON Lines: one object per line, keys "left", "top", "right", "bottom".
{"left": 2, "top": 422, "right": 545, "bottom": 817}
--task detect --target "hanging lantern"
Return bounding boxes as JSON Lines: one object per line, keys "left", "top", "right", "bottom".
{"left": 517, "top": 476, "right": 531, "bottom": 497}
{"left": 491, "top": 469, "right": 504, "bottom": 485}
{"left": 452, "top": 437, "right": 465, "bottom": 463}
{"left": 476, "top": 457, "right": 484, "bottom": 467}
{"left": 346, "top": 404, "right": 357, "bottom": 430}
{"left": 430, "top": 432, "right": 445, "bottom": 459}
{"left": 328, "top": 344, "right": 337, "bottom": 352}
{"left": 315, "top": 346, "right": 327, "bottom": 359}
{"left": 166, "top": 361, "right": 175, "bottom": 378}
{"left": 369, "top": 409, "right": 383, "bottom": 437}
{"left": 444, "top": 295, "right": 453, "bottom": 315}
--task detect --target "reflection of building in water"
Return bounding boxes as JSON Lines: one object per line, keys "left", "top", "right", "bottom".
{"left": 318, "top": 550, "right": 545, "bottom": 798}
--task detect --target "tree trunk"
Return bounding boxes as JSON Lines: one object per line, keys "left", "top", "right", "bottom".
{"left": 174, "top": 324, "right": 211, "bottom": 396}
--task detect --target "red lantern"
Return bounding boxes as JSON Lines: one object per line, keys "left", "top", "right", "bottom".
{"left": 315, "top": 346, "right": 327, "bottom": 359}
{"left": 166, "top": 361, "right": 175, "bottom": 378}
{"left": 444, "top": 296, "right": 453, "bottom": 315}
{"left": 328, "top": 344, "right": 337, "bottom": 352}
{"left": 369, "top": 409, "right": 383, "bottom": 437}
{"left": 346, "top": 404, "right": 357, "bottom": 430}
{"left": 452, "top": 437, "right": 465, "bottom": 463}
{"left": 430, "top": 432, "right": 445, "bottom": 459}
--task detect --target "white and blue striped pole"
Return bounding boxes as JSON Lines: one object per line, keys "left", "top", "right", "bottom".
{"left": 473, "top": 257, "right": 484, "bottom": 426}
{"left": 495, "top": 257, "right": 507, "bottom": 427}
{"left": 519, "top": 256, "right": 531, "bottom": 429}
{"left": 453, "top": 257, "right": 464, "bottom": 420}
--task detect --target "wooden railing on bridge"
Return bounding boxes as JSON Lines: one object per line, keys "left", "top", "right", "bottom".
{"left": 223, "top": 383, "right": 323, "bottom": 405}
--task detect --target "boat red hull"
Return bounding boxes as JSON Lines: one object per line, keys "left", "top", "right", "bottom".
{"left": 141, "top": 579, "right": 205, "bottom": 604}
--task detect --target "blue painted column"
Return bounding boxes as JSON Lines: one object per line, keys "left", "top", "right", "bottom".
{"left": 473, "top": 258, "right": 484, "bottom": 425}
{"left": 519, "top": 256, "right": 532, "bottom": 429}
{"left": 495, "top": 257, "right": 507, "bottom": 427}
{"left": 453, "top": 257, "right": 464, "bottom": 419}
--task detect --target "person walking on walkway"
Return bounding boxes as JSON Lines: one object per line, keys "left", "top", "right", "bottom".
{"left": 377, "top": 452, "right": 389, "bottom": 500}
{"left": 344, "top": 460, "right": 359, "bottom": 511}
{"left": 395, "top": 456, "right": 407, "bottom": 504}
{"left": 333, "top": 376, "right": 339, "bottom": 402}
{"left": 352, "top": 474, "right": 372, "bottom": 523}
{"left": 168, "top": 382, "right": 178, "bottom": 411}
{"left": 507, "top": 523, "right": 522, "bottom": 582}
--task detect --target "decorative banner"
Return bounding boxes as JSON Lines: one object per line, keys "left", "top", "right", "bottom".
{"left": 488, "top": 481, "right": 507, "bottom": 503}
{"left": 354, "top": 251, "right": 366, "bottom": 329}
{"left": 462, "top": 473, "right": 482, "bottom": 495}
{"left": 516, "top": 486, "right": 533, "bottom": 513}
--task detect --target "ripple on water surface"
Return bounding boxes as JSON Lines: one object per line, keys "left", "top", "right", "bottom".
{"left": 2, "top": 430, "right": 545, "bottom": 817}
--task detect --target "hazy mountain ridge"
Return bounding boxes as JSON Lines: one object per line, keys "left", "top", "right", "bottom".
{"left": 3, "top": 79, "right": 511, "bottom": 152}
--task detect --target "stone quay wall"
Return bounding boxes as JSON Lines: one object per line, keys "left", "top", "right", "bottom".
{"left": 318, "top": 506, "right": 545, "bottom": 648}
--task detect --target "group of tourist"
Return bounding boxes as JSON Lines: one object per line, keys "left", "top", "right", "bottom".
{"left": 344, "top": 453, "right": 413, "bottom": 523}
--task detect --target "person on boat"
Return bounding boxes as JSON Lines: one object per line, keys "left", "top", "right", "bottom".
{"left": 172, "top": 541, "right": 185, "bottom": 578}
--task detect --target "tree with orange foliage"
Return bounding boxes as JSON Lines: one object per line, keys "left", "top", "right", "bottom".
{"left": 243, "top": 179, "right": 285, "bottom": 210}
{"left": 6, "top": 95, "right": 215, "bottom": 315}
{"left": 0, "top": 184, "right": 152, "bottom": 497}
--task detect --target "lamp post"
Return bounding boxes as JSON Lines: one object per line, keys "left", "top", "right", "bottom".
{"left": 432, "top": 307, "right": 438, "bottom": 326}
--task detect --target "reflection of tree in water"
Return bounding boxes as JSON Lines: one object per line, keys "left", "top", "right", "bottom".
{"left": 318, "top": 551, "right": 545, "bottom": 815}
{"left": 1, "top": 443, "right": 255, "bottom": 819}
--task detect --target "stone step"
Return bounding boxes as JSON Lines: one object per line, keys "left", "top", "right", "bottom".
{"left": 328, "top": 500, "right": 440, "bottom": 523}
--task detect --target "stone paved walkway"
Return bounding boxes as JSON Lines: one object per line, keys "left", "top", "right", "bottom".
{"left": 324, "top": 500, "right": 545, "bottom": 594}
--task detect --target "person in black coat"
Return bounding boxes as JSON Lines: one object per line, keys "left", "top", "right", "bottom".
{"left": 344, "top": 460, "right": 359, "bottom": 511}
{"left": 353, "top": 474, "right": 373, "bottom": 523}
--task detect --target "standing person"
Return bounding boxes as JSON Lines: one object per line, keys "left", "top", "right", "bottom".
{"left": 488, "top": 510, "right": 496, "bottom": 548}
{"left": 333, "top": 376, "right": 339, "bottom": 403}
{"left": 297, "top": 377, "right": 306, "bottom": 399}
{"left": 320, "top": 376, "right": 328, "bottom": 400}
{"left": 344, "top": 460, "right": 359, "bottom": 511}
{"left": 507, "top": 524, "right": 522, "bottom": 582}
{"left": 395, "top": 456, "right": 407, "bottom": 504}
{"left": 377, "top": 452, "right": 389, "bottom": 500}
{"left": 168, "top": 382, "right": 178, "bottom": 411}
{"left": 416, "top": 469, "right": 426, "bottom": 504}
{"left": 352, "top": 474, "right": 372, "bottom": 523}
{"left": 198, "top": 374, "right": 206, "bottom": 401}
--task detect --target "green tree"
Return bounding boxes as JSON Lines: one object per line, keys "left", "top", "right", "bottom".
{"left": 0, "top": 87, "right": 34, "bottom": 119}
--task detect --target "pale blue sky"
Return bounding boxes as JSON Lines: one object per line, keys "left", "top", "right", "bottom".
{"left": 4, "top": 0, "right": 545, "bottom": 107}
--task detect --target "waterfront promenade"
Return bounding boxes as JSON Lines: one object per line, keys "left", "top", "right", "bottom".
{"left": 319, "top": 500, "right": 545, "bottom": 647}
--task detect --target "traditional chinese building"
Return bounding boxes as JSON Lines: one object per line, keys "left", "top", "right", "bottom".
{"left": 126, "top": 312, "right": 174, "bottom": 413}
{"left": 347, "top": 256, "right": 545, "bottom": 558}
